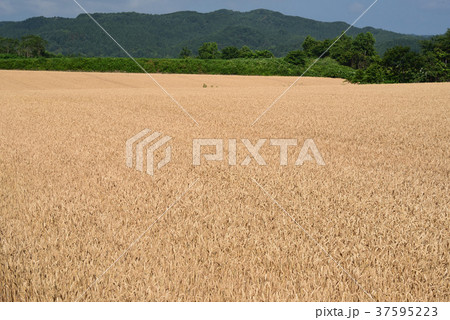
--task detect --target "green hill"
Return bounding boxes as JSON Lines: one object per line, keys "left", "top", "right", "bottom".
{"left": 0, "top": 9, "right": 429, "bottom": 58}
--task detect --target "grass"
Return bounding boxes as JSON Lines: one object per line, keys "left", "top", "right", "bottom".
{"left": 0, "top": 57, "right": 356, "bottom": 80}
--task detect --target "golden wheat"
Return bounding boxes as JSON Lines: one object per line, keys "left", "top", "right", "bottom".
{"left": 0, "top": 70, "right": 449, "bottom": 301}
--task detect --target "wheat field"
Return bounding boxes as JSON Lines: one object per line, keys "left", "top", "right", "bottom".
{"left": 0, "top": 70, "right": 449, "bottom": 301}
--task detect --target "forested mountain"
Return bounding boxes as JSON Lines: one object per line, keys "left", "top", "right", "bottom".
{"left": 0, "top": 9, "right": 429, "bottom": 58}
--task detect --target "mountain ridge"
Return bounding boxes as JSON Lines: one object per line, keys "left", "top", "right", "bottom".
{"left": 0, "top": 9, "right": 430, "bottom": 58}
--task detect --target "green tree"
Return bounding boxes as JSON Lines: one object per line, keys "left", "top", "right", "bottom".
{"left": 382, "top": 46, "right": 424, "bottom": 82}
{"left": 302, "top": 35, "right": 319, "bottom": 56}
{"left": 349, "top": 32, "right": 377, "bottom": 69}
{"left": 0, "top": 37, "right": 19, "bottom": 55}
{"left": 418, "top": 51, "right": 448, "bottom": 82}
{"left": 221, "top": 46, "right": 240, "bottom": 59}
{"left": 363, "top": 62, "right": 386, "bottom": 83}
{"left": 179, "top": 46, "right": 192, "bottom": 59}
{"left": 198, "top": 42, "right": 219, "bottom": 59}
{"left": 285, "top": 50, "right": 306, "bottom": 66}
{"left": 420, "top": 29, "right": 449, "bottom": 81}
{"left": 315, "top": 39, "right": 332, "bottom": 57}
{"left": 330, "top": 34, "right": 353, "bottom": 66}
{"left": 421, "top": 28, "right": 449, "bottom": 65}
{"left": 254, "top": 50, "right": 274, "bottom": 58}
{"left": 302, "top": 36, "right": 331, "bottom": 58}
{"left": 18, "top": 35, "right": 47, "bottom": 58}
{"left": 352, "top": 56, "right": 386, "bottom": 84}
{"left": 238, "top": 46, "right": 254, "bottom": 58}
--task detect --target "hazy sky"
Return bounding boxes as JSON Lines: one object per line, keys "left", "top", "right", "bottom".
{"left": 0, "top": 0, "right": 449, "bottom": 35}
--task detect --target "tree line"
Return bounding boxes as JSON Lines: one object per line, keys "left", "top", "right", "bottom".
{"left": 179, "top": 43, "right": 275, "bottom": 60}
{"left": 181, "top": 29, "right": 449, "bottom": 83}
{"left": 1, "top": 30, "right": 448, "bottom": 83}
{"left": 0, "top": 35, "right": 49, "bottom": 58}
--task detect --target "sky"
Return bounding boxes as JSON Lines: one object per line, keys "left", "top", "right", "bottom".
{"left": 0, "top": 0, "right": 449, "bottom": 35}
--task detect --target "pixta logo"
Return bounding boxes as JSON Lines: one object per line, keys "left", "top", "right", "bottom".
{"left": 193, "top": 139, "right": 325, "bottom": 166}
{"left": 126, "top": 129, "right": 172, "bottom": 176}
{"left": 126, "top": 130, "right": 325, "bottom": 176}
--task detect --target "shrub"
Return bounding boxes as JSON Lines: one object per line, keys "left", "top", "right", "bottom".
{"left": 285, "top": 50, "right": 307, "bottom": 66}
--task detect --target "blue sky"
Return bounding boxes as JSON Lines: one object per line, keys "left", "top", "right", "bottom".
{"left": 0, "top": 0, "right": 449, "bottom": 35}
